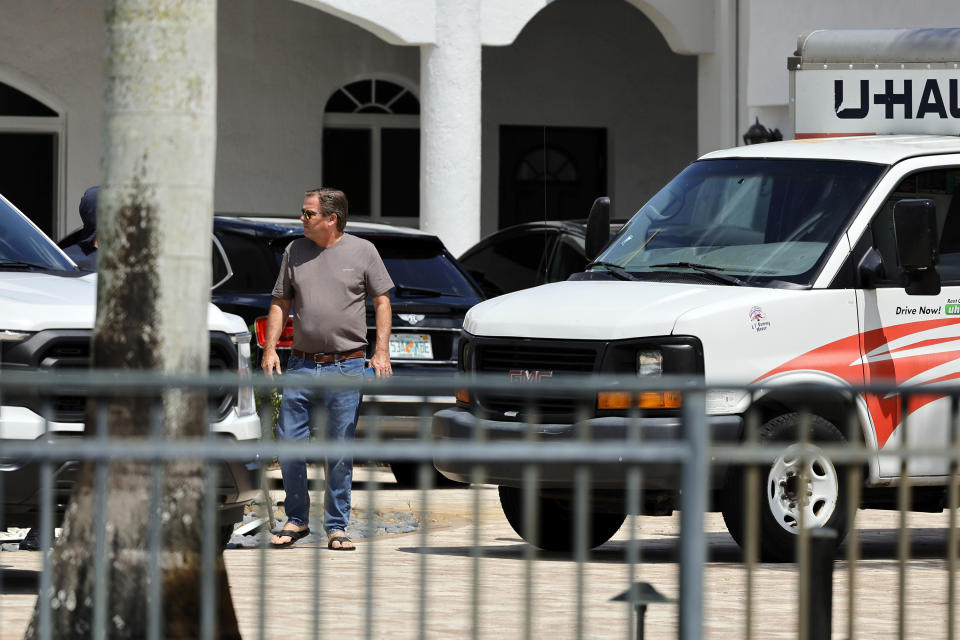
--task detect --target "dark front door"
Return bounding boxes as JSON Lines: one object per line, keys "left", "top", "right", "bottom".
{"left": 0, "top": 82, "right": 59, "bottom": 237}
{"left": 498, "top": 125, "right": 606, "bottom": 229}
{"left": 0, "top": 132, "right": 57, "bottom": 238}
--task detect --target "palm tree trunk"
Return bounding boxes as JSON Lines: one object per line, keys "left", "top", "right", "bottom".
{"left": 24, "top": 1, "right": 238, "bottom": 637}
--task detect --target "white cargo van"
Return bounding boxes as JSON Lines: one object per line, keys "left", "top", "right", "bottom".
{"left": 434, "top": 28, "right": 960, "bottom": 560}
{"left": 0, "top": 192, "right": 261, "bottom": 542}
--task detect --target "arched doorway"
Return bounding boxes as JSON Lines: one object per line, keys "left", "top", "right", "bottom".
{"left": 322, "top": 77, "right": 420, "bottom": 224}
{"left": 0, "top": 80, "right": 63, "bottom": 238}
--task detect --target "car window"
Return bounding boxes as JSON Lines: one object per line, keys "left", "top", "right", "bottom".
{"left": 547, "top": 233, "right": 586, "bottom": 283}
{"left": 871, "top": 168, "right": 960, "bottom": 283}
{"left": 460, "top": 230, "right": 554, "bottom": 297}
{"left": 370, "top": 236, "right": 480, "bottom": 299}
{"left": 0, "top": 196, "right": 76, "bottom": 270}
{"left": 216, "top": 231, "right": 284, "bottom": 293}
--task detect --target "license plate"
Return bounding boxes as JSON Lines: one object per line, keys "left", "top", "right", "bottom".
{"left": 389, "top": 333, "right": 433, "bottom": 360}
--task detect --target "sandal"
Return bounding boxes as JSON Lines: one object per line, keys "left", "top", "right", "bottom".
{"left": 271, "top": 527, "right": 310, "bottom": 548}
{"left": 327, "top": 534, "right": 356, "bottom": 551}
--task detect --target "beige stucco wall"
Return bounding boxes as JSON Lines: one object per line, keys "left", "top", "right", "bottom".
{"left": 482, "top": 0, "right": 698, "bottom": 230}
{"left": 220, "top": 0, "right": 700, "bottom": 234}
{"left": 4, "top": 0, "right": 960, "bottom": 246}
{"left": 216, "top": 0, "right": 420, "bottom": 218}
{"left": 0, "top": 0, "right": 696, "bottom": 241}
{"left": 0, "top": 0, "right": 104, "bottom": 238}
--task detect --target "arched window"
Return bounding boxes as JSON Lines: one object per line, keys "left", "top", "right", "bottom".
{"left": 323, "top": 78, "right": 420, "bottom": 222}
{"left": 0, "top": 80, "right": 64, "bottom": 238}
{"left": 516, "top": 146, "right": 578, "bottom": 183}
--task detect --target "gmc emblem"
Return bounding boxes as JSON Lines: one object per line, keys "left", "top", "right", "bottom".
{"left": 508, "top": 369, "right": 553, "bottom": 382}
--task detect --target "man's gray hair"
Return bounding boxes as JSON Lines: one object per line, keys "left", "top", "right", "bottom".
{"left": 305, "top": 187, "right": 348, "bottom": 232}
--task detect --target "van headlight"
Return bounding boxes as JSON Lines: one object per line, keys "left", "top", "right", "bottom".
{"left": 597, "top": 341, "right": 702, "bottom": 411}
{"left": 233, "top": 333, "right": 256, "bottom": 417}
{"left": 0, "top": 330, "right": 33, "bottom": 342}
{"left": 637, "top": 349, "right": 663, "bottom": 376}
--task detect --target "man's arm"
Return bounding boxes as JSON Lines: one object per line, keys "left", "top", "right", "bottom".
{"left": 261, "top": 297, "right": 292, "bottom": 379}
{"left": 370, "top": 294, "right": 392, "bottom": 378}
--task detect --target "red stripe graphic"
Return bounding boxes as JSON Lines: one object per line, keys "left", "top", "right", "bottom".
{"left": 755, "top": 318, "right": 960, "bottom": 447}
{"left": 885, "top": 335, "right": 960, "bottom": 354}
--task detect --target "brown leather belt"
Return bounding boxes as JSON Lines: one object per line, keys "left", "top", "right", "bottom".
{"left": 291, "top": 348, "right": 365, "bottom": 363}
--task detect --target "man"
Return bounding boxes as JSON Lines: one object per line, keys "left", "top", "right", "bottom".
{"left": 261, "top": 188, "right": 393, "bottom": 550}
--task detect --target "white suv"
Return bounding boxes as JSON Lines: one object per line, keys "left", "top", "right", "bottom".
{"left": 0, "top": 193, "right": 261, "bottom": 540}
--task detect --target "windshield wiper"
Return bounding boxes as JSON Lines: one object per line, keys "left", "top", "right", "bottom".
{"left": 394, "top": 283, "right": 454, "bottom": 298}
{"left": 649, "top": 261, "right": 748, "bottom": 286}
{"left": 0, "top": 259, "right": 51, "bottom": 271}
{"left": 586, "top": 261, "right": 640, "bottom": 282}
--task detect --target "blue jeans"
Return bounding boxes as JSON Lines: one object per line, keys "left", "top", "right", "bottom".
{"left": 277, "top": 354, "right": 363, "bottom": 533}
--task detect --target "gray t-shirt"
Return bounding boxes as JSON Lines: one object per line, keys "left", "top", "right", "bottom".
{"left": 272, "top": 234, "right": 394, "bottom": 354}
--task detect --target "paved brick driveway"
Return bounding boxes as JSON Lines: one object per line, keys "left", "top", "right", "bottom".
{"left": 1, "top": 470, "right": 957, "bottom": 639}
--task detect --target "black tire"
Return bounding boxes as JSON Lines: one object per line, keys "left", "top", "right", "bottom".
{"left": 721, "top": 412, "right": 849, "bottom": 562}
{"left": 390, "top": 462, "right": 459, "bottom": 488}
{"left": 498, "top": 486, "right": 626, "bottom": 552}
{"left": 219, "top": 506, "right": 246, "bottom": 551}
{"left": 219, "top": 523, "right": 237, "bottom": 551}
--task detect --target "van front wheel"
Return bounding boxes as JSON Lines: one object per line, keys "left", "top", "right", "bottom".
{"left": 498, "top": 486, "right": 625, "bottom": 552}
{"left": 721, "top": 412, "right": 849, "bottom": 562}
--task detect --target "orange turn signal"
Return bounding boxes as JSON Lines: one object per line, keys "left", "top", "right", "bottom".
{"left": 455, "top": 388, "right": 470, "bottom": 403}
{"left": 596, "top": 391, "right": 633, "bottom": 409}
{"left": 597, "top": 391, "right": 682, "bottom": 410}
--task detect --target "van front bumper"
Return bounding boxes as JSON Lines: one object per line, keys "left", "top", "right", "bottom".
{"left": 431, "top": 407, "right": 743, "bottom": 490}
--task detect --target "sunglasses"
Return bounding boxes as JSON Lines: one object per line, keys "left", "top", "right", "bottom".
{"left": 300, "top": 208, "right": 323, "bottom": 220}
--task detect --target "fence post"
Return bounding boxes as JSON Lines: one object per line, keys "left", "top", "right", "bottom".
{"left": 680, "top": 391, "right": 707, "bottom": 640}
{"left": 807, "top": 527, "right": 837, "bottom": 640}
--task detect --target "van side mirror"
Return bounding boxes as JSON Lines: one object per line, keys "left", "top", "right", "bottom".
{"left": 585, "top": 196, "right": 611, "bottom": 262}
{"left": 893, "top": 198, "right": 940, "bottom": 295}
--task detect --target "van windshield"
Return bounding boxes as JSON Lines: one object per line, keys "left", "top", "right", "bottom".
{"left": 594, "top": 158, "right": 884, "bottom": 286}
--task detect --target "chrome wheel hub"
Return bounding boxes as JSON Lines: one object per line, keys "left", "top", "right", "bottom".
{"left": 766, "top": 443, "right": 839, "bottom": 534}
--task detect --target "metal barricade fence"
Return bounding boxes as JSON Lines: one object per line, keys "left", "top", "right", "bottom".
{"left": 0, "top": 369, "right": 958, "bottom": 639}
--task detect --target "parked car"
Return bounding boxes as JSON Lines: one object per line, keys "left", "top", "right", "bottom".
{"left": 59, "top": 218, "right": 284, "bottom": 326}
{"left": 3, "top": 193, "right": 261, "bottom": 542}
{"left": 458, "top": 220, "right": 623, "bottom": 298}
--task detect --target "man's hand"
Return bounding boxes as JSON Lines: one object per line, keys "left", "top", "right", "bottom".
{"left": 261, "top": 347, "right": 282, "bottom": 379}
{"left": 261, "top": 297, "right": 292, "bottom": 379}
{"left": 370, "top": 349, "right": 392, "bottom": 378}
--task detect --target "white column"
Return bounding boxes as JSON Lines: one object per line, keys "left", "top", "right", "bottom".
{"left": 696, "top": 0, "right": 739, "bottom": 155}
{"left": 420, "top": 0, "right": 482, "bottom": 256}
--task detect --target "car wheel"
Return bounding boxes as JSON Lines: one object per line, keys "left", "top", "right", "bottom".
{"left": 721, "top": 412, "right": 849, "bottom": 562}
{"left": 389, "top": 462, "right": 459, "bottom": 488}
{"left": 498, "top": 486, "right": 626, "bottom": 552}
{"left": 219, "top": 522, "right": 238, "bottom": 550}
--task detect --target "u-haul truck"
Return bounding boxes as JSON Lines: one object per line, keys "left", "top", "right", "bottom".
{"left": 433, "top": 28, "right": 960, "bottom": 560}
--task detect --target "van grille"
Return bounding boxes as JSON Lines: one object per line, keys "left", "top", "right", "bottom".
{"left": 477, "top": 344, "right": 598, "bottom": 372}
{"left": 474, "top": 340, "right": 600, "bottom": 418}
